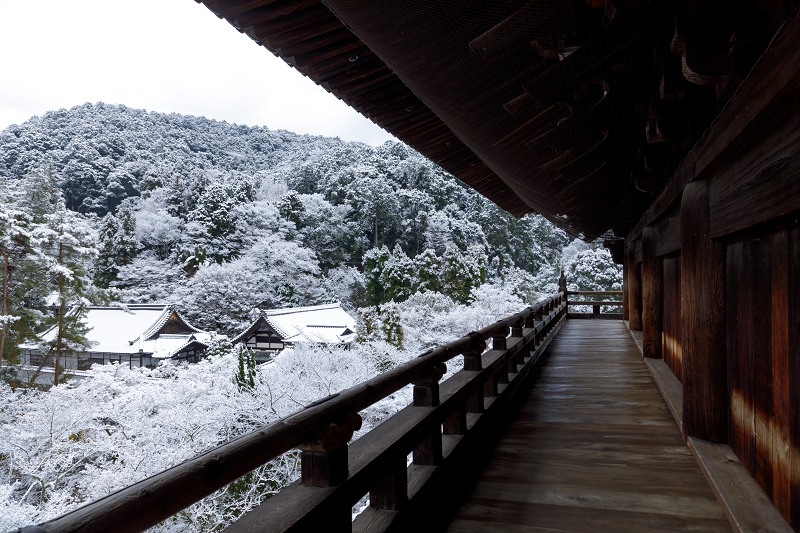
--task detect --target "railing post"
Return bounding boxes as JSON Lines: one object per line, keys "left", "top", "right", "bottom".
{"left": 492, "top": 326, "right": 510, "bottom": 386}
{"left": 370, "top": 454, "right": 407, "bottom": 511}
{"left": 463, "top": 338, "right": 486, "bottom": 415}
{"left": 298, "top": 413, "right": 362, "bottom": 532}
{"left": 412, "top": 363, "right": 446, "bottom": 465}
{"left": 511, "top": 318, "right": 525, "bottom": 372}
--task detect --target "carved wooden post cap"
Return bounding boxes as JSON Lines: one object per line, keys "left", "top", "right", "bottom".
{"left": 299, "top": 412, "right": 363, "bottom": 453}
{"left": 492, "top": 326, "right": 510, "bottom": 350}
{"left": 413, "top": 362, "right": 447, "bottom": 407}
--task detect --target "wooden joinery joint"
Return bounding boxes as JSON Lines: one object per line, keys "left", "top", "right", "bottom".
{"left": 463, "top": 334, "right": 486, "bottom": 371}
{"left": 511, "top": 318, "right": 524, "bottom": 338}
{"left": 413, "top": 362, "right": 447, "bottom": 407}
{"left": 299, "top": 412, "right": 363, "bottom": 487}
{"left": 299, "top": 412, "right": 363, "bottom": 454}
{"left": 492, "top": 326, "right": 511, "bottom": 351}
{"left": 524, "top": 311, "right": 535, "bottom": 328}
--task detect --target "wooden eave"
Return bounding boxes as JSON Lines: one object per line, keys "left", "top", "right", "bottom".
{"left": 197, "top": 0, "right": 790, "bottom": 240}
{"left": 198, "top": 0, "right": 533, "bottom": 221}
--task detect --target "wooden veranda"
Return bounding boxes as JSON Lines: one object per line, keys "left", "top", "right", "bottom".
{"left": 17, "top": 1, "right": 800, "bottom": 531}
{"left": 437, "top": 320, "right": 733, "bottom": 533}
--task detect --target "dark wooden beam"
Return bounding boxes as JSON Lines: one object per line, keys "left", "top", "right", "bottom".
{"left": 681, "top": 180, "right": 726, "bottom": 443}
{"left": 654, "top": 208, "right": 680, "bottom": 256}
{"left": 642, "top": 226, "right": 663, "bottom": 359}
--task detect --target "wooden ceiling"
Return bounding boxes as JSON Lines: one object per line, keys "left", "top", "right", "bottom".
{"left": 198, "top": 0, "right": 790, "bottom": 240}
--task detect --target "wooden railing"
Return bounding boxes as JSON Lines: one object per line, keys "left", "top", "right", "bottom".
{"left": 31, "top": 293, "right": 567, "bottom": 533}
{"left": 566, "top": 291, "right": 623, "bottom": 319}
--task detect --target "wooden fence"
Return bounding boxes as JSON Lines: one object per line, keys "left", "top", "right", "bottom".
{"left": 30, "top": 293, "right": 567, "bottom": 533}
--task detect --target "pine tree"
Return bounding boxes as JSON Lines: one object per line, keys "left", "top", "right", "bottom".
{"left": 0, "top": 181, "right": 33, "bottom": 368}
{"left": 35, "top": 200, "right": 99, "bottom": 385}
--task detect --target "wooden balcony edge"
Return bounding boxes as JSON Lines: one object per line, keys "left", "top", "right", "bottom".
{"left": 642, "top": 358, "right": 683, "bottom": 434}
{"left": 623, "top": 320, "right": 793, "bottom": 533}
{"left": 688, "top": 438, "right": 794, "bottom": 533}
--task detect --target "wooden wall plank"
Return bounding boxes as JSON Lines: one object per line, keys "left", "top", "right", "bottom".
{"left": 727, "top": 237, "right": 755, "bottom": 473}
{"left": 662, "top": 253, "right": 681, "bottom": 382}
{"left": 681, "top": 180, "right": 726, "bottom": 443}
{"left": 770, "top": 224, "right": 790, "bottom": 519}
{"left": 752, "top": 234, "right": 773, "bottom": 498}
{"left": 724, "top": 215, "right": 800, "bottom": 529}
{"left": 642, "top": 227, "right": 663, "bottom": 359}
{"left": 788, "top": 217, "right": 800, "bottom": 530}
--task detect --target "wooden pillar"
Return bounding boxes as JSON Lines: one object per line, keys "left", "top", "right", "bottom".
{"left": 642, "top": 226, "right": 663, "bottom": 359}
{"left": 627, "top": 240, "right": 643, "bottom": 331}
{"left": 681, "top": 180, "right": 726, "bottom": 443}
{"left": 623, "top": 254, "right": 629, "bottom": 320}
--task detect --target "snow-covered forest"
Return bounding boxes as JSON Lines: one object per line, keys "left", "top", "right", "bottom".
{"left": 0, "top": 103, "right": 621, "bottom": 531}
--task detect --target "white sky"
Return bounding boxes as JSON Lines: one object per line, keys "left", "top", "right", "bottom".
{"left": 0, "top": 0, "right": 395, "bottom": 146}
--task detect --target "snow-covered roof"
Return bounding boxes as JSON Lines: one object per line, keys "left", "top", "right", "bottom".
{"left": 28, "top": 303, "right": 212, "bottom": 359}
{"left": 234, "top": 303, "right": 356, "bottom": 345}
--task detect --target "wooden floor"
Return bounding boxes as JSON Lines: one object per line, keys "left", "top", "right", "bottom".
{"left": 441, "top": 320, "right": 732, "bottom": 533}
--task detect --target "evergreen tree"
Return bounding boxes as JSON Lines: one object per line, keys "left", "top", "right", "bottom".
{"left": 35, "top": 200, "right": 99, "bottom": 385}
{"left": 414, "top": 248, "right": 441, "bottom": 293}
{"left": 0, "top": 180, "right": 33, "bottom": 368}
{"left": 440, "top": 243, "right": 471, "bottom": 304}
{"left": 277, "top": 190, "right": 306, "bottom": 232}
{"left": 233, "top": 344, "right": 257, "bottom": 392}
{"left": 380, "top": 244, "right": 416, "bottom": 303}
{"left": 363, "top": 245, "right": 391, "bottom": 307}
{"left": 95, "top": 202, "right": 138, "bottom": 287}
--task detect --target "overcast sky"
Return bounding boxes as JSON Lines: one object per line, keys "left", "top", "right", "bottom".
{"left": 0, "top": 0, "right": 395, "bottom": 146}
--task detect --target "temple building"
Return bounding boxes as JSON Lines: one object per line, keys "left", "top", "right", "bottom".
{"left": 21, "top": 304, "right": 213, "bottom": 377}
{"left": 232, "top": 303, "right": 356, "bottom": 360}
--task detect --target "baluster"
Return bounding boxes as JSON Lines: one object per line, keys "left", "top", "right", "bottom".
{"left": 412, "top": 363, "right": 446, "bottom": 465}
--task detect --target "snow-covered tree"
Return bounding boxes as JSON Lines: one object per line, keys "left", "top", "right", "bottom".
{"left": 380, "top": 244, "right": 416, "bottom": 303}
{"left": 34, "top": 200, "right": 100, "bottom": 385}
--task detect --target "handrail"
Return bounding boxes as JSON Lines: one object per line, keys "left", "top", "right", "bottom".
{"left": 32, "top": 293, "right": 567, "bottom": 533}
{"left": 565, "top": 289, "right": 622, "bottom": 319}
